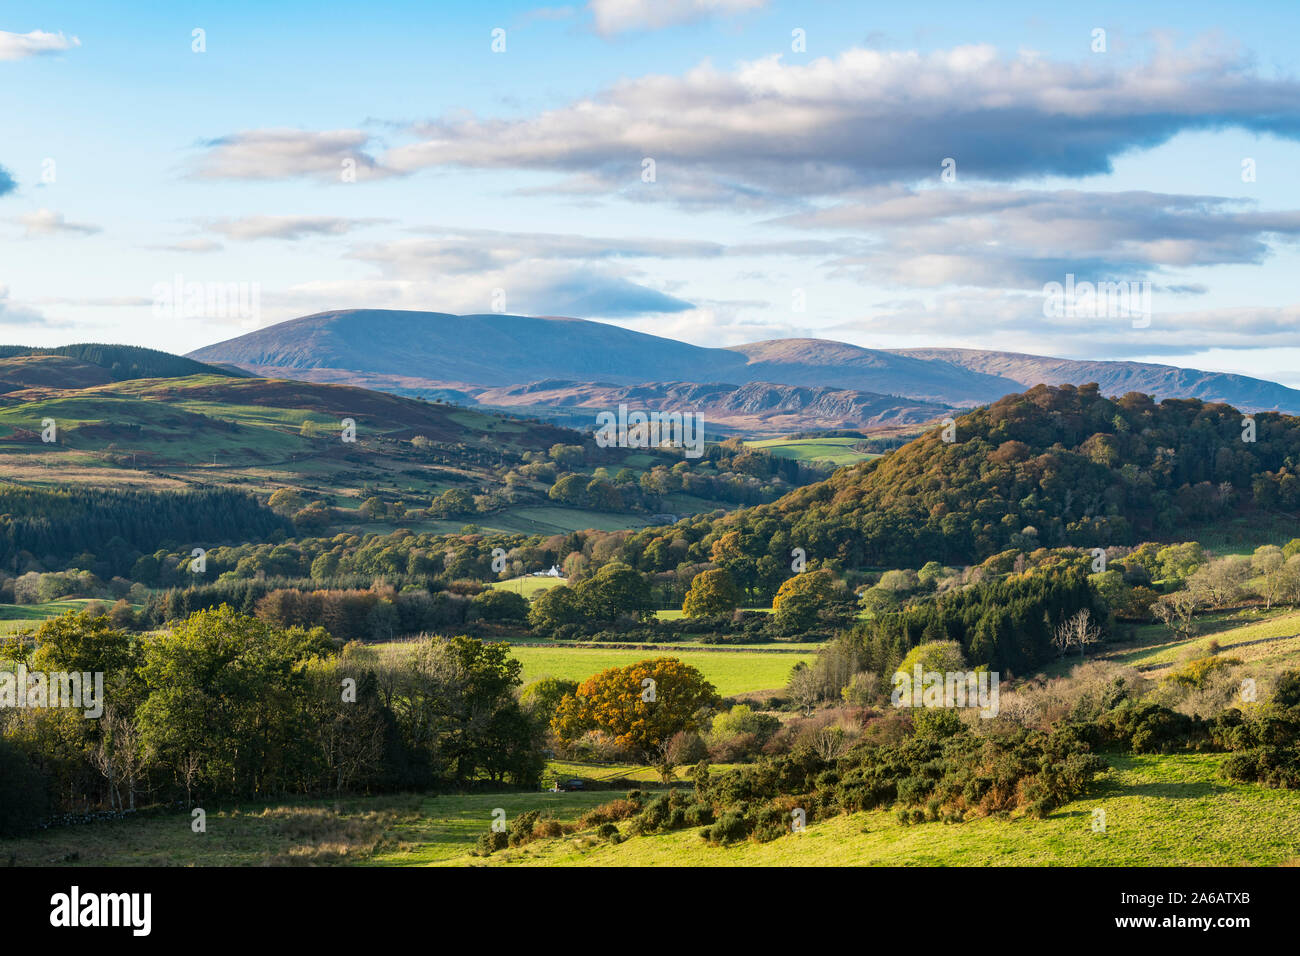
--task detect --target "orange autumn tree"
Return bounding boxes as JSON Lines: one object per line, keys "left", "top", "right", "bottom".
{"left": 551, "top": 658, "right": 719, "bottom": 758}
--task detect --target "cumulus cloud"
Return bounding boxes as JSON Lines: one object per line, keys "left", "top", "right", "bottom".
{"left": 17, "top": 208, "right": 100, "bottom": 237}
{"left": 189, "top": 128, "right": 391, "bottom": 182}
{"left": 366, "top": 43, "right": 1300, "bottom": 203}
{"left": 774, "top": 187, "right": 1300, "bottom": 289}
{"left": 207, "top": 215, "right": 388, "bottom": 241}
{"left": 0, "top": 285, "right": 60, "bottom": 327}
{"left": 265, "top": 267, "right": 693, "bottom": 320}
{"left": 833, "top": 290, "right": 1300, "bottom": 359}
{"left": 0, "top": 29, "right": 80, "bottom": 61}
{"left": 588, "top": 0, "right": 767, "bottom": 35}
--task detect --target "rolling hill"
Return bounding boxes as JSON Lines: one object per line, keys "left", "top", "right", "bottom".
{"left": 188, "top": 309, "right": 1300, "bottom": 420}
{"left": 0, "top": 343, "right": 244, "bottom": 387}
{"left": 697, "top": 382, "right": 1300, "bottom": 571}
{"left": 892, "top": 347, "right": 1300, "bottom": 413}
{"left": 0, "top": 352, "right": 826, "bottom": 539}
{"left": 470, "top": 379, "right": 952, "bottom": 435}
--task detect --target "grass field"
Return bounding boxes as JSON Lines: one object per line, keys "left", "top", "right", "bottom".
{"left": 655, "top": 606, "right": 772, "bottom": 620}
{"left": 506, "top": 645, "right": 810, "bottom": 696}
{"left": 490, "top": 575, "right": 569, "bottom": 597}
{"left": 470, "top": 753, "right": 1300, "bottom": 867}
{"left": 744, "top": 436, "right": 882, "bottom": 468}
{"left": 0, "top": 598, "right": 134, "bottom": 635}
{"left": 361, "top": 641, "right": 810, "bottom": 696}
{"left": 1077, "top": 608, "right": 1300, "bottom": 681}
{"left": 7, "top": 752, "right": 1296, "bottom": 867}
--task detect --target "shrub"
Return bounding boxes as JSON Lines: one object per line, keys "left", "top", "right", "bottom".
{"left": 475, "top": 830, "right": 509, "bottom": 856}
{"left": 0, "top": 739, "right": 48, "bottom": 836}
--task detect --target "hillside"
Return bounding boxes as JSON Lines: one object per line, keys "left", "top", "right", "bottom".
{"left": 895, "top": 347, "right": 1300, "bottom": 412}
{"left": 697, "top": 383, "right": 1300, "bottom": 570}
{"left": 0, "top": 362, "right": 824, "bottom": 541}
{"left": 187, "top": 309, "right": 1300, "bottom": 416}
{"left": 0, "top": 343, "right": 243, "bottom": 385}
{"left": 471, "top": 379, "right": 952, "bottom": 435}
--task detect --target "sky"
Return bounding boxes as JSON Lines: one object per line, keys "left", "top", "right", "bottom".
{"left": 3, "top": 0, "right": 1300, "bottom": 385}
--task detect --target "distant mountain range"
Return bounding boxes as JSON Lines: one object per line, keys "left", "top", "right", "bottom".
{"left": 187, "top": 309, "right": 1300, "bottom": 433}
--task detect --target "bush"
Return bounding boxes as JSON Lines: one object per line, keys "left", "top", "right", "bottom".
{"left": 665, "top": 730, "right": 709, "bottom": 765}
{"left": 475, "top": 829, "right": 509, "bottom": 856}
{"left": 578, "top": 798, "right": 639, "bottom": 828}
{"left": 703, "top": 810, "right": 749, "bottom": 844}
{"left": 0, "top": 739, "right": 48, "bottom": 836}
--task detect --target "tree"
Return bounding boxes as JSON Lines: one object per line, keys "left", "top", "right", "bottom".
{"left": 430, "top": 488, "right": 474, "bottom": 517}
{"left": 267, "top": 488, "right": 304, "bottom": 516}
{"left": 472, "top": 589, "right": 529, "bottom": 623}
{"left": 527, "top": 585, "right": 586, "bottom": 634}
{"left": 519, "top": 677, "right": 579, "bottom": 729}
{"left": 576, "top": 563, "right": 652, "bottom": 624}
{"left": 772, "top": 569, "right": 836, "bottom": 630}
{"left": 1053, "top": 609, "right": 1102, "bottom": 659}
{"left": 1153, "top": 589, "right": 1199, "bottom": 641}
{"left": 1188, "top": 556, "right": 1251, "bottom": 608}
{"left": 1252, "top": 545, "right": 1287, "bottom": 610}
{"left": 135, "top": 606, "right": 322, "bottom": 797}
{"left": 0, "top": 738, "right": 48, "bottom": 836}
{"left": 895, "top": 640, "right": 968, "bottom": 676}
{"left": 551, "top": 658, "right": 719, "bottom": 759}
{"left": 682, "top": 568, "right": 741, "bottom": 617}
{"left": 405, "top": 635, "right": 539, "bottom": 785}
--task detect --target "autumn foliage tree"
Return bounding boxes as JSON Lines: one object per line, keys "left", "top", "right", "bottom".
{"left": 772, "top": 568, "right": 837, "bottom": 629}
{"left": 682, "top": 568, "right": 741, "bottom": 617}
{"left": 551, "top": 658, "right": 719, "bottom": 759}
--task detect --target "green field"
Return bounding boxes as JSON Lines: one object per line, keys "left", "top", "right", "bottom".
{"left": 490, "top": 575, "right": 569, "bottom": 597}
{"left": 1086, "top": 608, "right": 1300, "bottom": 678}
{"left": 6, "top": 752, "right": 1296, "bottom": 867}
{"left": 471, "top": 753, "right": 1300, "bottom": 867}
{"left": 507, "top": 645, "right": 810, "bottom": 696}
{"left": 744, "top": 437, "right": 882, "bottom": 468}
{"left": 655, "top": 606, "right": 772, "bottom": 620}
{"left": 357, "top": 641, "right": 809, "bottom": 697}
{"left": 0, "top": 598, "right": 133, "bottom": 635}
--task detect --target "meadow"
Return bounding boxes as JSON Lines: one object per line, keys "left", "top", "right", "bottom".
{"left": 744, "top": 436, "right": 882, "bottom": 468}
{"left": 359, "top": 640, "right": 812, "bottom": 697}
{"left": 6, "top": 753, "right": 1296, "bottom": 868}
{"left": 467, "top": 753, "right": 1300, "bottom": 867}
{"left": 504, "top": 645, "right": 810, "bottom": 696}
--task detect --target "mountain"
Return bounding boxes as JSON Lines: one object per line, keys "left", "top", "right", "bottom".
{"left": 470, "top": 379, "right": 952, "bottom": 434}
{"left": 189, "top": 310, "right": 1300, "bottom": 421}
{"left": 684, "top": 382, "right": 1300, "bottom": 575}
{"left": 892, "top": 348, "right": 1300, "bottom": 413}
{"left": 187, "top": 309, "right": 1018, "bottom": 407}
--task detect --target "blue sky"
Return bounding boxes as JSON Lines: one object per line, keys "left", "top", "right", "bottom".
{"left": 4, "top": 0, "right": 1300, "bottom": 385}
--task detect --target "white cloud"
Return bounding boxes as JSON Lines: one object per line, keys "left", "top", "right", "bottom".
{"left": 776, "top": 186, "right": 1300, "bottom": 289}
{"left": 0, "top": 285, "right": 61, "bottom": 327}
{"left": 207, "top": 215, "right": 388, "bottom": 241}
{"left": 0, "top": 30, "right": 80, "bottom": 61}
{"left": 17, "top": 208, "right": 100, "bottom": 237}
{"left": 192, "top": 44, "right": 1300, "bottom": 200}
{"left": 189, "top": 128, "right": 391, "bottom": 182}
{"left": 588, "top": 0, "right": 766, "bottom": 35}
